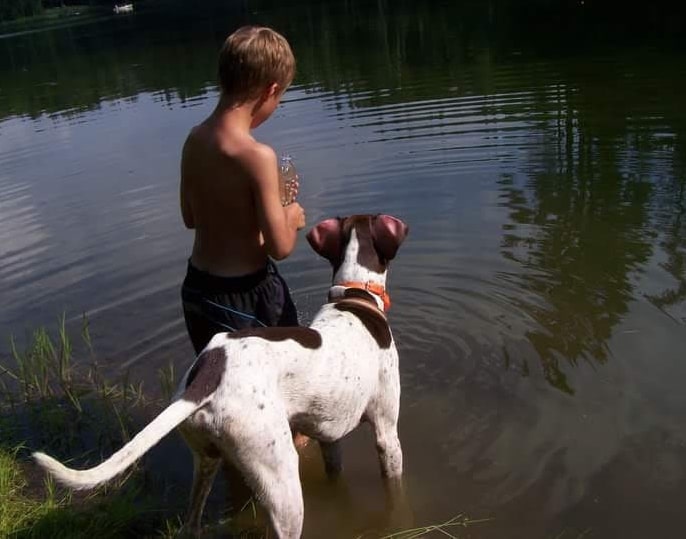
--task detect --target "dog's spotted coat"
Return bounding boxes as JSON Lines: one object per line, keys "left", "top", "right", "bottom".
{"left": 32, "top": 214, "right": 409, "bottom": 539}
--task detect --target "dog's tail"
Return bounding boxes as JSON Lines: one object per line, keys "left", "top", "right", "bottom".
{"left": 33, "top": 397, "right": 202, "bottom": 490}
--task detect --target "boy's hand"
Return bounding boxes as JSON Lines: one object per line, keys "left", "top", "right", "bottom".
{"left": 285, "top": 202, "right": 306, "bottom": 230}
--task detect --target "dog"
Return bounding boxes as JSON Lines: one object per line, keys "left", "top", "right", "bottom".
{"left": 33, "top": 213, "right": 409, "bottom": 538}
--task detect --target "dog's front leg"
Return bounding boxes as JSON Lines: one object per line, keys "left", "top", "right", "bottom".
{"left": 372, "top": 419, "right": 402, "bottom": 479}
{"left": 319, "top": 440, "right": 343, "bottom": 478}
{"left": 185, "top": 454, "right": 221, "bottom": 536}
{"left": 371, "top": 419, "right": 414, "bottom": 532}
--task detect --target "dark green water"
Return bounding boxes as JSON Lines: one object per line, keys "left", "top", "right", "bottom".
{"left": 1, "top": 1, "right": 686, "bottom": 537}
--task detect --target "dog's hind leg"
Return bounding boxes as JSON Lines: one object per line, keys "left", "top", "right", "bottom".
{"left": 185, "top": 453, "right": 221, "bottom": 535}
{"left": 256, "top": 453, "right": 303, "bottom": 539}
{"left": 227, "top": 415, "right": 304, "bottom": 539}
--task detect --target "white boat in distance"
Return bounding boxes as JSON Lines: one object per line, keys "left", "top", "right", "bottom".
{"left": 113, "top": 3, "right": 134, "bottom": 14}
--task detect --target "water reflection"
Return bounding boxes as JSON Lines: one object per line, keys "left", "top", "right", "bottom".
{"left": 0, "top": 2, "right": 246, "bottom": 120}
{"left": 645, "top": 133, "right": 686, "bottom": 321}
{"left": 3, "top": 0, "right": 684, "bottom": 121}
{"left": 495, "top": 56, "right": 686, "bottom": 393}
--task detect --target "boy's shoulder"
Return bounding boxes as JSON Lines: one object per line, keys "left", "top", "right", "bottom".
{"left": 217, "top": 134, "right": 277, "bottom": 181}
{"left": 186, "top": 122, "right": 276, "bottom": 169}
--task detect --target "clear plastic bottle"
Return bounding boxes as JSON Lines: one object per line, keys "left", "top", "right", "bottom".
{"left": 278, "top": 154, "right": 298, "bottom": 206}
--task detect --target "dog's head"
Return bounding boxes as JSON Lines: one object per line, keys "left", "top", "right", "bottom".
{"left": 307, "top": 214, "right": 408, "bottom": 307}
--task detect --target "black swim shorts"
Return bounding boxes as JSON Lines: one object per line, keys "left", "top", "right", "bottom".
{"left": 181, "top": 259, "right": 299, "bottom": 354}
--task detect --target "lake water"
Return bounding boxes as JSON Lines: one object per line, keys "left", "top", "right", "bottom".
{"left": 1, "top": 1, "right": 686, "bottom": 537}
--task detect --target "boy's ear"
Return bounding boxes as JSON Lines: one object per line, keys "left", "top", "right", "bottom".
{"left": 372, "top": 214, "right": 409, "bottom": 261}
{"left": 266, "top": 82, "right": 280, "bottom": 98}
{"left": 307, "top": 218, "right": 343, "bottom": 262}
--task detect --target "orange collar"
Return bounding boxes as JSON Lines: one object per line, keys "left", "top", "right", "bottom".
{"left": 336, "top": 281, "right": 391, "bottom": 312}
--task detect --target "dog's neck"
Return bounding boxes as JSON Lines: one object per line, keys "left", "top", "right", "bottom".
{"left": 329, "top": 284, "right": 388, "bottom": 313}
{"left": 328, "top": 229, "right": 389, "bottom": 311}
{"left": 331, "top": 288, "right": 392, "bottom": 347}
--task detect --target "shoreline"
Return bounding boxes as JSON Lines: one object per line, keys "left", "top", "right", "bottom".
{"left": 0, "top": 5, "right": 109, "bottom": 35}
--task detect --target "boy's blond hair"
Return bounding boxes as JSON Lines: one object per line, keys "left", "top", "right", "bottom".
{"left": 218, "top": 26, "right": 295, "bottom": 104}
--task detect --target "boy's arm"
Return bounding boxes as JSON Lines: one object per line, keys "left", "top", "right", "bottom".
{"left": 243, "top": 144, "right": 304, "bottom": 260}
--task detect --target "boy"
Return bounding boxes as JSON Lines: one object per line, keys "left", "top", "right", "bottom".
{"left": 180, "top": 26, "right": 306, "bottom": 355}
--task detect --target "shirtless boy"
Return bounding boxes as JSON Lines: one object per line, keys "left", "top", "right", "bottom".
{"left": 180, "top": 26, "right": 306, "bottom": 355}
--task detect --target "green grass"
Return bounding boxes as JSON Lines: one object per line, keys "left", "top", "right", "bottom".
{"left": 0, "top": 444, "right": 185, "bottom": 538}
{"left": 0, "top": 446, "right": 47, "bottom": 536}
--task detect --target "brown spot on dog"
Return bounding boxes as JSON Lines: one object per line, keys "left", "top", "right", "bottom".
{"left": 184, "top": 347, "right": 227, "bottom": 403}
{"left": 227, "top": 327, "right": 322, "bottom": 349}
{"left": 343, "top": 288, "right": 376, "bottom": 302}
{"left": 334, "top": 295, "right": 392, "bottom": 349}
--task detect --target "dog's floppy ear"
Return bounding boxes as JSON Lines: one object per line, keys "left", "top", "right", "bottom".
{"left": 307, "top": 218, "right": 343, "bottom": 262}
{"left": 372, "top": 214, "right": 409, "bottom": 261}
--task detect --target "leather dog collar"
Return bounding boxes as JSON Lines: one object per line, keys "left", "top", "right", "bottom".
{"left": 332, "top": 281, "right": 391, "bottom": 312}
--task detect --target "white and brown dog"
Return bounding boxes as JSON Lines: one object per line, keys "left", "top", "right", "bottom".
{"left": 33, "top": 213, "right": 409, "bottom": 538}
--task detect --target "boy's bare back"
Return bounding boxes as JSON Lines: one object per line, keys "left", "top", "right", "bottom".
{"left": 181, "top": 111, "right": 304, "bottom": 278}
{"left": 182, "top": 121, "right": 262, "bottom": 276}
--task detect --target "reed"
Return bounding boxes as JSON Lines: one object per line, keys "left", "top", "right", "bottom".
{"left": 0, "top": 315, "right": 180, "bottom": 538}
{"left": 372, "top": 514, "right": 492, "bottom": 539}
{"left": 0, "top": 315, "right": 151, "bottom": 460}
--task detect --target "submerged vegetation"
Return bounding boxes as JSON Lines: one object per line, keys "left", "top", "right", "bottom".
{"left": 374, "top": 515, "right": 493, "bottom": 539}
